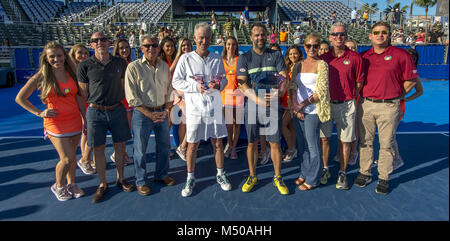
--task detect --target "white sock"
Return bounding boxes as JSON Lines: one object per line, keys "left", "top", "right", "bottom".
{"left": 339, "top": 170, "right": 346, "bottom": 175}
{"left": 324, "top": 166, "right": 329, "bottom": 170}
{"left": 187, "top": 172, "right": 195, "bottom": 180}
{"left": 217, "top": 168, "right": 224, "bottom": 176}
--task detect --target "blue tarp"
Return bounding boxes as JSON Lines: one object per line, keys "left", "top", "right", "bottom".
{"left": 14, "top": 49, "right": 30, "bottom": 69}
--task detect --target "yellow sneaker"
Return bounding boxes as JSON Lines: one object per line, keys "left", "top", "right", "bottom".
{"left": 273, "top": 176, "right": 289, "bottom": 195}
{"left": 241, "top": 175, "right": 258, "bottom": 193}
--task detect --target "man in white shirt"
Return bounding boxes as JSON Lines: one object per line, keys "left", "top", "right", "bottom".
{"left": 351, "top": 7, "right": 357, "bottom": 28}
{"left": 172, "top": 22, "right": 231, "bottom": 197}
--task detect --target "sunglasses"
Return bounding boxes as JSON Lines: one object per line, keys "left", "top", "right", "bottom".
{"left": 305, "top": 44, "right": 320, "bottom": 49}
{"left": 142, "top": 43, "right": 159, "bottom": 49}
{"left": 372, "top": 30, "right": 389, "bottom": 36}
{"left": 330, "top": 32, "right": 347, "bottom": 37}
{"left": 90, "top": 37, "right": 108, "bottom": 43}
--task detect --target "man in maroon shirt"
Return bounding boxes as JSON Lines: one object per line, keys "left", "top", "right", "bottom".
{"left": 354, "top": 22, "right": 417, "bottom": 195}
{"left": 319, "top": 22, "right": 365, "bottom": 190}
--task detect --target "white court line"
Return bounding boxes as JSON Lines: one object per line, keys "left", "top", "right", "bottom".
{"left": 2, "top": 131, "right": 449, "bottom": 140}
{"left": 0, "top": 133, "right": 174, "bottom": 140}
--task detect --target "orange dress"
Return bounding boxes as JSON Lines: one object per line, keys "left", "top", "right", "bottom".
{"left": 280, "top": 71, "right": 291, "bottom": 109}
{"left": 221, "top": 57, "right": 244, "bottom": 107}
{"left": 43, "top": 74, "right": 82, "bottom": 136}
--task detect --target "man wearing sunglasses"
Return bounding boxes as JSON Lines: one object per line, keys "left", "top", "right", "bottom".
{"left": 78, "top": 32, "right": 134, "bottom": 203}
{"left": 356, "top": 22, "right": 417, "bottom": 195}
{"left": 124, "top": 35, "right": 175, "bottom": 196}
{"left": 319, "top": 22, "right": 365, "bottom": 190}
{"left": 172, "top": 22, "right": 230, "bottom": 197}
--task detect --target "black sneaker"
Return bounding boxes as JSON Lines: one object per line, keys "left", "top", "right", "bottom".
{"left": 375, "top": 179, "right": 389, "bottom": 195}
{"left": 354, "top": 173, "right": 372, "bottom": 187}
{"left": 336, "top": 172, "right": 349, "bottom": 190}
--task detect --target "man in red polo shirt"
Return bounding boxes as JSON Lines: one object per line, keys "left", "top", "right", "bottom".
{"left": 354, "top": 22, "right": 417, "bottom": 195}
{"left": 319, "top": 22, "right": 365, "bottom": 190}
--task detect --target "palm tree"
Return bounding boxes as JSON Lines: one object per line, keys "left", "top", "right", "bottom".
{"left": 410, "top": 0, "right": 415, "bottom": 18}
{"left": 361, "top": 3, "right": 379, "bottom": 22}
{"left": 384, "top": 3, "right": 409, "bottom": 15}
{"left": 415, "top": 0, "right": 437, "bottom": 19}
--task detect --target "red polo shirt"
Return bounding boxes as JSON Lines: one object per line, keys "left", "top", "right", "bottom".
{"left": 320, "top": 47, "right": 365, "bottom": 101}
{"left": 360, "top": 45, "right": 418, "bottom": 100}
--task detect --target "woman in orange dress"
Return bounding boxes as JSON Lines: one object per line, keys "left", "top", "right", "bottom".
{"left": 221, "top": 36, "right": 243, "bottom": 159}
{"left": 15, "top": 41, "right": 86, "bottom": 201}
{"left": 112, "top": 38, "right": 134, "bottom": 165}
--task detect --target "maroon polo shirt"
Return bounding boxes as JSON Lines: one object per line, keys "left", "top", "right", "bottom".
{"left": 320, "top": 47, "right": 365, "bottom": 101}
{"left": 360, "top": 45, "right": 418, "bottom": 100}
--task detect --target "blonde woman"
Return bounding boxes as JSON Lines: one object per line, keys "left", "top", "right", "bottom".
{"left": 69, "top": 44, "right": 97, "bottom": 175}
{"left": 289, "top": 33, "right": 330, "bottom": 191}
{"left": 15, "top": 41, "right": 86, "bottom": 201}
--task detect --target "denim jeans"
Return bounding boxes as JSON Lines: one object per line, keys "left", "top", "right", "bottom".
{"left": 132, "top": 109, "right": 170, "bottom": 186}
{"left": 293, "top": 113, "right": 322, "bottom": 187}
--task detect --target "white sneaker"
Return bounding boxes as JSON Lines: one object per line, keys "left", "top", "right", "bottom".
{"left": 77, "top": 158, "right": 95, "bottom": 175}
{"left": 181, "top": 178, "right": 195, "bottom": 197}
{"left": 67, "top": 183, "right": 85, "bottom": 198}
{"left": 217, "top": 172, "right": 232, "bottom": 191}
{"left": 260, "top": 149, "right": 271, "bottom": 165}
{"left": 176, "top": 146, "right": 187, "bottom": 161}
{"left": 51, "top": 183, "right": 72, "bottom": 201}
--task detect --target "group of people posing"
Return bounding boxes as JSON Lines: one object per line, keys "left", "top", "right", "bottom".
{"left": 15, "top": 20, "right": 422, "bottom": 203}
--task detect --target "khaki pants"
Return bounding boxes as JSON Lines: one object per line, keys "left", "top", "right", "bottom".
{"left": 358, "top": 98, "right": 400, "bottom": 180}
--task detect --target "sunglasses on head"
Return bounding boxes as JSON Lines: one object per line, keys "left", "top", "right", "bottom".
{"left": 305, "top": 44, "right": 320, "bottom": 49}
{"left": 90, "top": 37, "right": 108, "bottom": 43}
{"left": 372, "top": 30, "right": 389, "bottom": 35}
{"left": 142, "top": 43, "right": 159, "bottom": 49}
{"left": 330, "top": 32, "right": 347, "bottom": 37}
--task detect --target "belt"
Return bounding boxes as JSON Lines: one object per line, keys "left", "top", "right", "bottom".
{"left": 330, "top": 99, "right": 352, "bottom": 104}
{"left": 89, "top": 102, "right": 122, "bottom": 111}
{"left": 364, "top": 97, "right": 399, "bottom": 103}
{"left": 146, "top": 105, "right": 166, "bottom": 111}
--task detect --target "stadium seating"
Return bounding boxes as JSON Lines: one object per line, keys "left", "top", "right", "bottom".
{"left": 17, "top": 0, "right": 63, "bottom": 23}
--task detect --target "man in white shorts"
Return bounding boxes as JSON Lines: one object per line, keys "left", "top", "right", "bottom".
{"left": 172, "top": 22, "right": 231, "bottom": 197}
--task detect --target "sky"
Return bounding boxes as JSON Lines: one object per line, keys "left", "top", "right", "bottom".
{"left": 55, "top": 0, "right": 438, "bottom": 17}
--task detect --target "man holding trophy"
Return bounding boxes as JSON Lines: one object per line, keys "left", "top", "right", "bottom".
{"left": 236, "top": 23, "right": 289, "bottom": 195}
{"left": 172, "top": 22, "right": 231, "bottom": 197}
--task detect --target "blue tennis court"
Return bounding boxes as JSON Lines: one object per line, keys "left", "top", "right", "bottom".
{"left": 0, "top": 80, "right": 448, "bottom": 221}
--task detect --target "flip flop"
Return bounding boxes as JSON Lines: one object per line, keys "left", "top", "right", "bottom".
{"left": 295, "top": 177, "right": 305, "bottom": 186}
{"left": 298, "top": 183, "right": 313, "bottom": 191}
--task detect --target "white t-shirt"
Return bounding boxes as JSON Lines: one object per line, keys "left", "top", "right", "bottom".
{"left": 351, "top": 10, "right": 357, "bottom": 20}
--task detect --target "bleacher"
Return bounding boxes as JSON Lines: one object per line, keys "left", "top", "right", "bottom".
{"left": 17, "top": 0, "right": 63, "bottom": 23}
{"left": 58, "top": 2, "right": 99, "bottom": 23}
{"left": 279, "top": 0, "right": 351, "bottom": 23}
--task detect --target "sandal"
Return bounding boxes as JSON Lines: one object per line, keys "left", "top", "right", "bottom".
{"left": 294, "top": 177, "right": 305, "bottom": 186}
{"left": 298, "top": 183, "right": 313, "bottom": 191}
